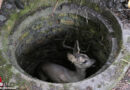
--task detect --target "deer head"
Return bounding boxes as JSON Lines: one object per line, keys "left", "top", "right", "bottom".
{"left": 64, "top": 40, "right": 95, "bottom": 69}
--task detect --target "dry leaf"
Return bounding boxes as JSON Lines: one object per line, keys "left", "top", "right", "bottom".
{"left": 128, "top": 0, "right": 130, "bottom": 9}
{"left": 0, "top": 0, "right": 3, "bottom": 9}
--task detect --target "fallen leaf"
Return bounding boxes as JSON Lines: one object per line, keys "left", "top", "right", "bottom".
{"left": 128, "top": 0, "right": 130, "bottom": 9}
{"left": 0, "top": 0, "right": 3, "bottom": 9}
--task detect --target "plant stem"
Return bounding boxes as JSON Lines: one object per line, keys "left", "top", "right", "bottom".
{"left": 52, "top": 0, "right": 59, "bottom": 16}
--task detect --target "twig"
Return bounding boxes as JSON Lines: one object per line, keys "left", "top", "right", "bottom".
{"left": 62, "top": 32, "right": 74, "bottom": 50}
{"left": 113, "top": 9, "right": 130, "bottom": 12}
{"left": 62, "top": 39, "right": 74, "bottom": 50}
{"left": 0, "top": 0, "right": 3, "bottom": 9}
{"left": 122, "top": 59, "right": 130, "bottom": 64}
{"left": 52, "top": 0, "right": 59, "bottom": 16}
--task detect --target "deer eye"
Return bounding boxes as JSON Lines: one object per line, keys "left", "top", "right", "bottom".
{"left": 82, "top": 60, "right": 87, "bottom": 63}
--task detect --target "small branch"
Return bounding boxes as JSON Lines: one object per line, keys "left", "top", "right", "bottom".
{"left": 62, "top": 39, "right": 74, "bottom": 50}
{"left": 52, "top": 0, "right": 59, "bottom": 16}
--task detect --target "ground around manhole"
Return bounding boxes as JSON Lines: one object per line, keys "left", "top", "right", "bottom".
{"left": 111, "top": 0, "right": 130, "bottom": 89}
{"left": 112, "top": 67, "right": 130, "bottom": 90}
{"left": 0, "top": 0, "right": 130, "bottom": 90}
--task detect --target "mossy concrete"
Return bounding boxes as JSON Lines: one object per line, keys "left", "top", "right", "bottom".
{"left": 0, "top": 0, "right": 129, "bottom": 90}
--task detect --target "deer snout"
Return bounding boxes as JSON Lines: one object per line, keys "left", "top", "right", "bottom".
{"left": 86, "top": 59, "right": 95, "bottom": 68}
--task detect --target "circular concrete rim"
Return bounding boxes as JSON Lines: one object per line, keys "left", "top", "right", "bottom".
{"left": 0, "top": 1, "right": 129, "bottom": 90}
{"left": 11, "top": 4, "right": 117, "bottom": 82}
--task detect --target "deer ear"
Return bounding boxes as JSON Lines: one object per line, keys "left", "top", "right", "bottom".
{"left": 73, "top": 40, "right": 80, "bottom": 54}
{"left": 67, "top": 53, "right": 76, "bottom": 63}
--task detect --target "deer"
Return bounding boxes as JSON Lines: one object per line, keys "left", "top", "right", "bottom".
{"left": 38, "top": 40, "right": 95, "bottom": 83}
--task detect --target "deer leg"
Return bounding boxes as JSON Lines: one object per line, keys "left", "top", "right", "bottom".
{"left": 38, "top": 70, "right": 48, "bottom": 81}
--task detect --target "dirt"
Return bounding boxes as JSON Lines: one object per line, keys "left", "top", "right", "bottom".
{"left": 112, "top": 67, "right": 130, "bottom": 90}
{"left": 108, "top": 1, "right": 130, "bottom": 89}
{"left": 111, "top": 0, "right": 130, "bottom": 26}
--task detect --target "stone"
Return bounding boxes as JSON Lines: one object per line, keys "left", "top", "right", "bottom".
{"left": 6, "top": 4, "right": 12, "bottom": 9}
{"left": 0, "top": 15, "right": 6, "bottom": 22}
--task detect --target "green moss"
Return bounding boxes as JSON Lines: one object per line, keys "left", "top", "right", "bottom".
{"left": 113, "top": 53, "right": 130, "bottom": 66}
{"left": 49, "top": 84, "right": 56, "bottom": 90}
{"left": 15, "top": 73, "right": 26, "bottom": 87}
{"left": 41, "top": 30, "right": 46, "bottom": 33}
{"left": 19, "top": 32, "right": 29, "bottom": 41}
{"left": 123, "top": 54, "right": 130, "bottom": 62}
{"left": 0, "top": 51, "right": 7, "bottom": 66}
{"left": 26, "top": 37, "right": 33, "bottom": 44}
{"left": 2, "top": 37, "right": 8, "bottom": 53}
{"left": 2, "top": 0, "right": 52, "bottom": 34}
{"left": 79, "top": 0, "right": 87, "bottom": 5}
{"left": 109, "top": 60, "right": 129, "bottom": 90}
{"left": 95, "top": 5, "right": 100, "bottom": 11}
{"left": 0, "top": 64, "right": 13, "bottom": 82}
{"left": 57, "top": 28, "right": 62, "bottom": 32}
{"left": 63, "top": 85, "right": 69, "bottom": 90}
{"left": 80, "top": 1, "right": 102, "bottom": 13}
{"left": 32, "top": 24, "right": 43, "bottom": 30}
{"left": 0, "top": 58, "right": 6, "bottom": 66}
{"left": 60, "top": 18, "right": 74, "bottom": 25}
